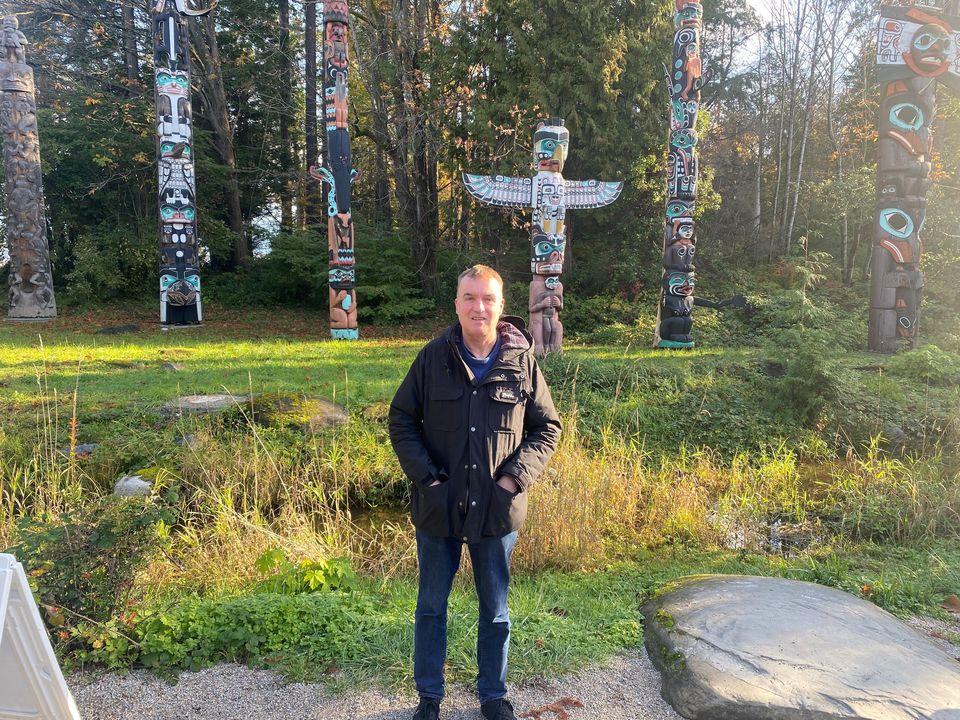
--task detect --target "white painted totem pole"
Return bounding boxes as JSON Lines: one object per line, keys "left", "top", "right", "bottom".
{"left": 2, "top": 16, "right": 56, "bottom": 320}
{"left": 309, "top": 0, "right": 359, "bottom": 339}
{"left": 463, "top": 119, "right": 623, "bottom": 355}
{"left": 152, "top": 0, "right": 216, "bottom": 325}
{"left": 869, "top": 3, "right": 960, "bottom": 352}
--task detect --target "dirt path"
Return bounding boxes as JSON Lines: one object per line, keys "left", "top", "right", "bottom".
{"left": 70, "top": 650, "right": 681, "bottom": 720}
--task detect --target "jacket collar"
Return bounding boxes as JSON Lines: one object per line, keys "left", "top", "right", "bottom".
{"left": 445, "top": 316, "right": 532, "bottom": 380}
{"left": 445, "top": 315, "right": 531, "bottom": 354}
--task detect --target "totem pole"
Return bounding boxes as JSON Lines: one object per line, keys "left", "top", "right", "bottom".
{"left": 869, "top": 4, "right": 959, "bottom": 352}
{"left": 1, "top": 16, "right": 56, "bottom": 320}
{"left": 152, "top": 0, "right": 215, "bottom": 325}
{"left": 463, "top": 119, "right": 623, "bottom": 355}
{"left": 309, "top": 0, "right": 359, "bottom": 340}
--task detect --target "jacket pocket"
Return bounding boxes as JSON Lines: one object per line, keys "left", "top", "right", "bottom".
{"left": 487, "top": 382, "right": 524, "bottom": 432}
{"left": 484, "top": 482, "right": 528, "bottom": 537}
{"left": 411, "top": 480, "right": 450, "bottom": 536}
{"left": 426, "top": 386, "right": 464, "bottom": 431}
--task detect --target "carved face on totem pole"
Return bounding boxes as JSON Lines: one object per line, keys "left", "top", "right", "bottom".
{"left": 533, "top": 120, "right": 569, "bottom": 173}
{"left": 329, "top": 267, "right": 357, "bottom": 330}
{"left": 160, "top": 265, "right": 200, "bottom": 306}
{"left": 674, "top": 0, "right": 703, "bottom": 30}
{"left": 531, "top": 235, "right": 565, "bottom": 276}
{"left": 905, "top": 20, "right": 953, "bottom": 77}
{"left": 669, "top": 128, "right": 699, "bottom": 201}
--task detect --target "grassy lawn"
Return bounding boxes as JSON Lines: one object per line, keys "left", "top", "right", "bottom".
{"left": 1, "top": 303, "right": 958, "bottom": 682}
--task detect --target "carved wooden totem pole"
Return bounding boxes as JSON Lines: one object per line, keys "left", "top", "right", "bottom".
{"left": 309, "top": 0, "right": 359, "bottom": 340}
{"left": 2, "top": 16, "right": 56, "bottom": 320}
{"left": 654, "top": 1, "right": 743, "bottom": 348}
{"left": 869, "top": 4, "right": 959, "bottom": 352}
{"left": 463, "top": 119, "right": 623, "bottom": 355}
{"left": 656, "top": 1, "right": 705, "bottom": 348}
{"left": 152, "top": 0, "right": 215, "bottom": 325}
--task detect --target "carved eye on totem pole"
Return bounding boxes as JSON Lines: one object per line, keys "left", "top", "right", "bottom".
{"left": 879, "top": 207, "right": 917, "bottom": 240}
{"left": 671, "top": 128, "right": 699, "bottom": 149}
{"left": 905, "top": 22, "right": 953, "bottom": 76}
{"left": 666, "top": 199, "right": 694, "bottom": 220}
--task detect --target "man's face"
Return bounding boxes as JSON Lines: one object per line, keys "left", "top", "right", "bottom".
{"left": 455, "top": 275, "right": 505, "bottom": 341}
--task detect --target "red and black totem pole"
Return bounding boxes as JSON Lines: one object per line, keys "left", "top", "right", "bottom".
{"left": 152, "top": 0, "right": 215, "bottom": 325}
{"left": 309, "top": 0, "right": 358, "bottom": 340}
{"left": 869, "top": 3, "right": 960, "bottom": 352}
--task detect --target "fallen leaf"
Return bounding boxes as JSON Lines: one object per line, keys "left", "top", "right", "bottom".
{"left": 940, "top": 595, "right": 960, "bottom": 613}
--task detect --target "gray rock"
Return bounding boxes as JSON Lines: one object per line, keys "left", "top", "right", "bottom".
{"left": 883, "top": 423, "right": 907, "bottom": 452}
{"left": 643, "top": 575, "right": 960, "bottom": 720}
{"left": 57, "top": 443, "right": 98, "bottom": 458}
{"left": 165, "top": 394, "right": 247, "bottom": 415}
{"left": 246, "top": 393, "right": 348, "bottom": 431}
{"left": 114, "top": 475, "right": 152, "bottom": 497}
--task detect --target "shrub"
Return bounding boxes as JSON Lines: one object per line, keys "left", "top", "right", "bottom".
{"left": 764, "top": 328, "right": 843, "bottom": 427}
{"left": 885, "top": 345, "right": 960, "bottom": 386}
{"left": 6, "top": 495, "right": 172, "bottom": 651}
{"left": 63, "top": 222, "right": 155, "bottom": 304}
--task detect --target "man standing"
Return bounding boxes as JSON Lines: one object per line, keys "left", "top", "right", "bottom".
{"left": 389, "top": 265, "right": 562, "bottom": 720}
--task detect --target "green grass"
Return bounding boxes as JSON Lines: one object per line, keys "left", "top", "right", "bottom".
{"left": 64, "top": 542, "right": 960, "bottom": 683}
{"left": 2, "top": 302, "right": 959, "bottom": 680}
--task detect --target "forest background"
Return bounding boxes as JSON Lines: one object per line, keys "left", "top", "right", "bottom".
{"left": 1, "top": 0, "right": 960, "bottom": 685}
{"left": 2, "top": 0, "right": 958, "bottom": 328}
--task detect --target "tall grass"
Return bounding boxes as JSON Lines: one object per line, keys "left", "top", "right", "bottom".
{"left": 3, "top": 354, "right": 960, "bottom": 605}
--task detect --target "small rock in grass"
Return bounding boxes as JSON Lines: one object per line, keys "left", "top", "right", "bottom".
{"left": 114, "top": 475, "right": 152, "bottom": 497}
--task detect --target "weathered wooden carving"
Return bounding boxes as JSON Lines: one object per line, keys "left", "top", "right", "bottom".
{"left": 869, "top": 5, "right": 960, "bottom": 352}
{"left": 463, "top": 118, "right": 623, "bottom": 355}
{"left": 309, "top": 0, "right": 359, "bottom": 340}
{"left": 2, "top": 16, "right": 56, "bottom": 320}
{"left": 152, "top": 0, "right": 215, "bottom": 325}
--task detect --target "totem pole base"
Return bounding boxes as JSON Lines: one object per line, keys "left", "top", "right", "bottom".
{"left": 5, "top": 315, "right": 56, "bottom": 323}
{"left": 657, "top": 339, "right": 695, "bottom": 349}
{"left": 331, "top": 329, "right": 359, "bottom": 340}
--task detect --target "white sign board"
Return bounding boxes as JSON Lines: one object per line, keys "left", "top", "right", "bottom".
{"left": 0, "top": 553, "right": 82, "bottom": 719}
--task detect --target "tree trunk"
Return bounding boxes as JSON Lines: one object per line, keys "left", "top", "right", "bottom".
{"left": 192, "top": 14, "right": 247, "bottom": 267}
{"left": 121, "top": 4, "right": 139, "bottom": 86}
{"left": 784, "top": 5, "right": 822, "bottom": 257}
{"left": 304, "top": 0, "right": 321, "bottom": 228}
{"left": 278, "top": 0, "right": 293, "bottom": 231}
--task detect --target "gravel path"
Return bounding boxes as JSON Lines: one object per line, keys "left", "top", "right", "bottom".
{"left": 70, "top": 650, "right": 681, "bottom": 720}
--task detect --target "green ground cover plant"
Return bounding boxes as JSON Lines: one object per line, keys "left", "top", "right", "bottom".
{"left": 1, "top": 295, "right": 958, "bottom": 684}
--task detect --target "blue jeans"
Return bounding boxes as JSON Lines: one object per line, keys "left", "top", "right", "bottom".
{"left": 414, "top": 528, "right": 518, "bottom": 703}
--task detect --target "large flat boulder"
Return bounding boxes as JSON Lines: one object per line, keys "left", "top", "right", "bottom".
{"left": 643, "top": 574, "right": 960, "bottom": 720}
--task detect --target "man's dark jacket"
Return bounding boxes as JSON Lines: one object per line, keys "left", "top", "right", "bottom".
{"left": 389, "top": 316, "right": 562, "bottom": 541}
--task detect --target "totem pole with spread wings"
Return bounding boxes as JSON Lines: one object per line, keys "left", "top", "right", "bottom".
{"left": 463, "top": 118, "right": 622, "bottom": 355}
